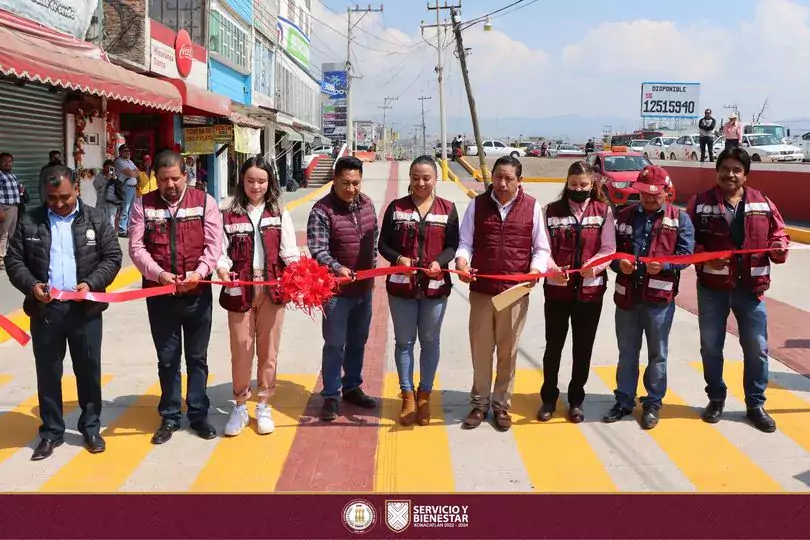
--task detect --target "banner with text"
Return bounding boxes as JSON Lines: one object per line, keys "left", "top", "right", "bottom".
{"left": 277, "top": 16, "right": 310, "bottom": 69}
{"left": 0, "top": 0, "right": 97, "bottom": 38}
{"left": 640, "top": 82, "right": 701, "bottom": 119}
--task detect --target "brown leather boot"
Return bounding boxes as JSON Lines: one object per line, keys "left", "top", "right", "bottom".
{"left": 400, "top": 391, "right": 416, "bottom": 426}
{"left": 416, "top": 390, "right": 431, "bottom": 426}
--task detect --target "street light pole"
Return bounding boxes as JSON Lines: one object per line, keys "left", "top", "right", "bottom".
{"left": 346, "top": 4, "right": 383, "bottom": 156}
{"left": 425, "top": 0, "right": 456, "bottom": 180}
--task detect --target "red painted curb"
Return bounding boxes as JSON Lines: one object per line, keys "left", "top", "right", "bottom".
{"left": 276, "top": 162, "right": 400, "bottom": 491}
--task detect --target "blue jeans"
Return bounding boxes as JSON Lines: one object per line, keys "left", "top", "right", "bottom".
{"left": 614, "top": 302, "right": 675, "bottom": 410}
{"left": 388, "top": 295, "right": 448, "bottom": 392}
{"left": 698, "top": 285, "right": 769, "bottom": 408}
{"left": 119, "top": 184, "right": 137, "bottom": 233}
{"left": 321, "top": 290, "right": 373, "bottom": 399}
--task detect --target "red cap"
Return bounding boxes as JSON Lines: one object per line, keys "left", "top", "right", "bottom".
{"left": 632, "top": 165, "right": 671, "bottom": 195}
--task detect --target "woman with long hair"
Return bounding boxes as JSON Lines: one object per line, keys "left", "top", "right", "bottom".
{"left": 216, "top": 156, "right": 300, "bottom": 436}
{"left": 378, "top": 155, "right": 460, "bottom": 426}
{"left": 538, "top": 161, "right": 616, "bottom": 423}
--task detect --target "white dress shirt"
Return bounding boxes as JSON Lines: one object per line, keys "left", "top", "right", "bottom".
{"left": 455, "top": 189, "right": 551, "bottom": 272}
{"left": 217, "top": 203, "right": 300, "bottom": 272}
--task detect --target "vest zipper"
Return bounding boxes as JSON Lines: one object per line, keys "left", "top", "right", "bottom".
{"left": 169, "top": 214, "right": 177, "bottom": 276}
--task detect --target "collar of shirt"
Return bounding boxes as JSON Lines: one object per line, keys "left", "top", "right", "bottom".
{"left": 47, "top": 201, "right": 80, "bottom": 221}
{"left": 160, "top": 187, "right": 188, "bottom": 209}
{"left": 567, "top": 198, "right": 589, "bottom": 218}
{"left": 489, "top": 189, "right": 519, "bottom": 211}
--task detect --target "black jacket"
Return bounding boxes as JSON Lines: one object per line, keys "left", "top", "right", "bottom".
{"left": 698, "top": 117, "right": 717, "bottom": 134}
{"left": 4, "top": 199, "right": 123, "bottom": 318}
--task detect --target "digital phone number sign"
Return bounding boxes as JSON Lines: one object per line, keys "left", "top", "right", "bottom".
{"left": 640, "top": 82, "right": 701, "bottom": 118}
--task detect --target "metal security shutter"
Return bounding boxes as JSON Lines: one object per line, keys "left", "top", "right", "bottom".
{"left": 0, "top": 79, "right": 65, "bottom": 205}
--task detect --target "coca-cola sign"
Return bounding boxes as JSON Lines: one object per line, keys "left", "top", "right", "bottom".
{"left": 175, "top": 29, "right": 193, "bottom": 78}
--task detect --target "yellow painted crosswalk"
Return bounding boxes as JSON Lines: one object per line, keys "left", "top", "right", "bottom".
{"left": 0, "top": 363, "right": 807, "bottom": 492}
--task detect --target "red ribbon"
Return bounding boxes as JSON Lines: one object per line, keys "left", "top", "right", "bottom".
{"left": 0, "top": 313, "right": 30, "bottom": 347}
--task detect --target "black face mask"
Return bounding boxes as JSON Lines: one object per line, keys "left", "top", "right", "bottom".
{"left": 566, "top": 189, "right": 590, "bottom": 203}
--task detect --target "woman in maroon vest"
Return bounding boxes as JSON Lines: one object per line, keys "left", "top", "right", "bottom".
{"left": 539, "top": 161, "right": 615, "bottom": 423}
{"left": 378, "top": 156, "right": 460, "bottom": 426}
{"left": 215, "top": 157, "right": 300, "bottom": 437}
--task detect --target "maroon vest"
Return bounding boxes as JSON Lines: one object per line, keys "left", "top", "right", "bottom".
{"left": 218, "top": 207, "right": 284, "bottom": 312}
{"left": 544, "top": 199, "right": 609, "bottom": 303}
{"left": 312, "top": 191, "right": 377, "bottom": 297}
{"left": 385, "top": 196, "right": 454, "bottom": 299}
{"left": 470, "top": 187, "right": 535, "bottom": 296}
{"left": 141, "top": 188, "right": 208, "bottom": 295}
{"left": 692, "top": 187, "right": 773, "bottom": 293}
{"left": 614, "top": 204, "right": 681, "bottom": 309}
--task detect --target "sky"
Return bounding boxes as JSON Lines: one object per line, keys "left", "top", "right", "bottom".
{"left": 310, "top": 0, "right": 810, "bottom": 139}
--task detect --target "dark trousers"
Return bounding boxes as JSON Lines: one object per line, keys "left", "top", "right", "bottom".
{"left": 541, "top": 298, "right": 603, "bottom": 407}
{"left": 146, "top": 286, "right": 213, "bottom": 423}
{"left": 699, "top": 136, "right": 714, "bottom": 162}
{"left": 30, "top": 302, "right": 103, "bottom": 441}
{"left": 725, "top": 139, "right": 740, "bottom": 151}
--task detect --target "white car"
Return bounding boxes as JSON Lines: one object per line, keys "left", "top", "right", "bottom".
{"left": 666, "top": 134, "right": 702, "bottom": 161}
{"left": 641, "top": 136, "right": 677, "bottom": 160}
{"left": 466, "top": 139, "right": 524, "bottom": 158}
{"left": 628, "top": 139, "right": 648, "bottom": 153}
{"left": 548, "top": 143, "right": 586, "bottom": 158}
{"left": 713, "top": 134, "right": 804, "bottom": 162}
{"left": 311, "top": 145, "right": 334, "bottom": 155}
{"left": 795, "top": 132, "right": 810, "bottom": 161}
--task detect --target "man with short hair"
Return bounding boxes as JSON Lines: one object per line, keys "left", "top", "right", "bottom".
{"left": 39, "top": 151, "right": 76, "bottom": 203}
{"left": 0, "top": 152, "right": 21, "bottom": 272}
{"left": 455, "top": 155, "right": 551, "bottom": 432}
{"left": 688, "top": 148, "right": 789, "bottom": 433}
{"left": 4, "top": 166, "right": 122, "bottom": 460}
{"left": 604, "top": 165, "right": 695, "bottom": 430}
{"left": 699, "top": 109, "right": 717, "bottom": 162}
{"left": 115, "top": 145, "right": 139, "bottom": 236}
{"left": 129, "top": 150, "right": 223, "bottom": 444}
{"left": 307, "top": 156, "right": 379, "bottom": 422}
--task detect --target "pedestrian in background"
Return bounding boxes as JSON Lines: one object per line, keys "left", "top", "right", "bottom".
{"left": 129, "top": 150, "right": 223, "bottom": 445}
{"left": 4, "top": 166, "right": 122, "bottom": 461}
{"left": 0, "top": 152, "right": 22, "bottom": 272}
{"left": 539, "top": 161, "right": 615, "bottom": 423}
{"left": 378, "top": 155, "right": 460, "bottom": 426}
{"left": 688, "top": 148, "right": 789, "bottom": 433}
{"left": 455, "top": 156, "right": 550, "bottom": 432}
{"left": 217, "top": 156, "right": 300, "bottom": 437}
{"left": 307, "top": 156, "right": 379, "bottom": 422}
{"left": 604, "top": 165, "right": 695, "bottom": 430}
{"left": 115, "top": 145, "right": 139, "bottom": 237}
{"left": 137, "top": 154, "right": 157, "bottom": 197}
{"left": 699, "top": 109, "right": 717, "bottom": 162}
{"left": 723, "top": 113, "right": 743, "bottom": 150}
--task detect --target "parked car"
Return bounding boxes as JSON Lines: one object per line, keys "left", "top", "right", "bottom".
{"left": 466, "top": 139, "right": 525, "bottom": 158}
{"left": 641, "top": 137, "right": 676, "bottom": 160}
{"left": 794, "top": 132, "right": 810, "bottom": 161}
{"left": 666, "top": 134, "right": 702, "bottom": 161}
{"left": 586, "top": 150, "right": 654, "bottom": 207}
{"left": 548, "top": 143, "right": 586, "bottom": 158}
{"left": 311, "top": 145, "right": 334, "bottom": 155}
{"left": 629, "top": 139, "right": 648, "bottom": 153}
{"left": 713, "top": 134, "right": 804, "bottom": 162}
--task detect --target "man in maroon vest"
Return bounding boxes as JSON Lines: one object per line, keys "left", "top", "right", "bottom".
{"left": 687, "top": 147, "right": 789, "bottom": 433}
{"left": 129, "top": 150, "right": 223, "bottom": 445}
{"left": 307, "top": 156, "right": 378, "bottom": 422}
{"left": 603, "top": 165, "right": 694, "bottom": 430}
{"left": 455, "top": 156, "right": 550, "bottom": 431}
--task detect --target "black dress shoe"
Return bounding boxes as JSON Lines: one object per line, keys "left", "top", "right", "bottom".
{"left": 746, "top": 407, "right": 777, "bottom": 433}
{"left": 568, "top": 406, "right": 585, "bottom": 424}
{"left": 320, "top": 398, "right": 339, "bottom": 422}
{"left": 31, "top": 438, "right": 63, "bottom": 461}
{"left": 536, "top": 403, "right": 555, "bottom": 422}
{"left": 640, "top": 406, "right": 660, "bottom": 430}
{"left": 190, "top": 419, "right": 217, "bottom": 440}
{"left": 602, "top": 403, "right": 632, "bottom": 423}
{"left": 151, "top": 419, "right": 181, "bottom": 445}
{"left": 343, "top": 388, "right": 376, "bottom": 409}
{"left": 701, "top": 401, "right": 724, "bottom": 424}
{"left": 84, "top": 435, "right": 106, "bottom": 454}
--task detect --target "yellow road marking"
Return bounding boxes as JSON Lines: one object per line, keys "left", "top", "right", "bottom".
{"left": 510, "top": 369, "right": 615, "bottom": 492}
{"left": 286, "top": 182, "right": 333, "bottom": 212}
{"left": 190, "top": 374, "right": 318, "bottom": 492}
{"left": 0, "top": 375, "right": 113, "bottom": 467}
{"left": 0, "top": 374, "right": 12, "bottom": 389}
{"left": 593, "top": 366, "right": 781, "bottom": 492}
{"left": 690, "top": 361, "right": 810, "bottom": 454}
{"left": 375, "top": 372, "right": 455, "bottom": 492}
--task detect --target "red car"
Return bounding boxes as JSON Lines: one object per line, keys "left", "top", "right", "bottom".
{"left": 585, "top": 149, "right": 674, "bottom": 207}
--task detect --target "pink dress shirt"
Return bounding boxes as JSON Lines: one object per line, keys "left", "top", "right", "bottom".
{"left": 545, "top": 198, "right": 616, "bottom": 274}
{"left": 128, "top": 189, "right": 223, "bottom": 282}
{"left": 723, "top": 121, "right": 743, "bottom": 141}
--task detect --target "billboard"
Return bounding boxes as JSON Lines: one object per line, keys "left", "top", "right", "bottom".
{"left": 323, "top": 97, "right": 347, "bottom": 141}
{"left": 277, "top": 15, "right": 310, "bottom": 68}
{"left": 321, "top": 70, "right": 347, "bottom": 98}
{"left": 640, "top": 82, "right": 700, "bottom": 119}
{"left": 0, "top": 0, "right": 97, "bottom": 38}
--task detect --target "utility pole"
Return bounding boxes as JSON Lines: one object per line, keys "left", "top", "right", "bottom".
{"left": 419, "top": 95, "right": 432, "bottom": 155}
{"left": 346, "top": 4, "right": 383, "bottom": 156}
{"left": 379, "top": 96, "right": 397, "bottom": 155}
{"left": 424, "top": 0, "right": 459, "bottom": 180}
{"left": 413, "top": 124, "right": 421, "bottom": 159}
{"left": 450, "top": 8, "right": 489, "bottom": 185}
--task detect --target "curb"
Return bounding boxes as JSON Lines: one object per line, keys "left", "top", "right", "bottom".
{"left": 523, "top": 177, "right": 565, "bottom": 183}
{"left": 447, "top": 169, "right": 477, "bottom": 199}
{"left": 786, "top": 226, "right": 810, "bottom": 245}
{"left": 286, "top": 181, "right": 333, "bottom": 212}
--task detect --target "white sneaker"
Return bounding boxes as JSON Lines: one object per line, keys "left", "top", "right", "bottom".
{"left": 256, "top": 403, "right": 276, "bottom": 435}
{"left": 224, "top": 404, "right": 249, "bottom": 436}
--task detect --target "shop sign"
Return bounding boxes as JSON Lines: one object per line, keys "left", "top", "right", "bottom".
{"left": 184, "top": 125, "right": 234, "bottom": 154}
{"left": 277, "top": 16, "right": 310, "bottom": 68}
{"left": 175, "top": 29, "right": 193, "bottom": 78}
{"left": 0, "top": 0, "right": 96, "bottom": 38}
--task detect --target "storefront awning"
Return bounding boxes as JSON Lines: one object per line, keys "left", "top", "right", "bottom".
{"left": 160, "top": 78, "right": 231, "bottom": 117}
{"left": 230, "top": 111, "right": 265, "bottom": 129}
{"left": 276, "top": 124, "right": 303, "bottom": 142}
{"left": 0, "top": 9, "right": 182, "bottom": 112}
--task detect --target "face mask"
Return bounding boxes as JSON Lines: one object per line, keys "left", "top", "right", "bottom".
{"left": 566, "top": 189, "right": 590, "bottom": 203}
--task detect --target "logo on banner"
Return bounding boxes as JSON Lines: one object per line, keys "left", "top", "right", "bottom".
{"left": 385, "top": 500, "right": 411, "bottom": 533}
{"left": 175, "top": 29, "right": 193, "bottom": 78}
{"left": 342, "top": 499, "right": 376, "bottom": 534}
